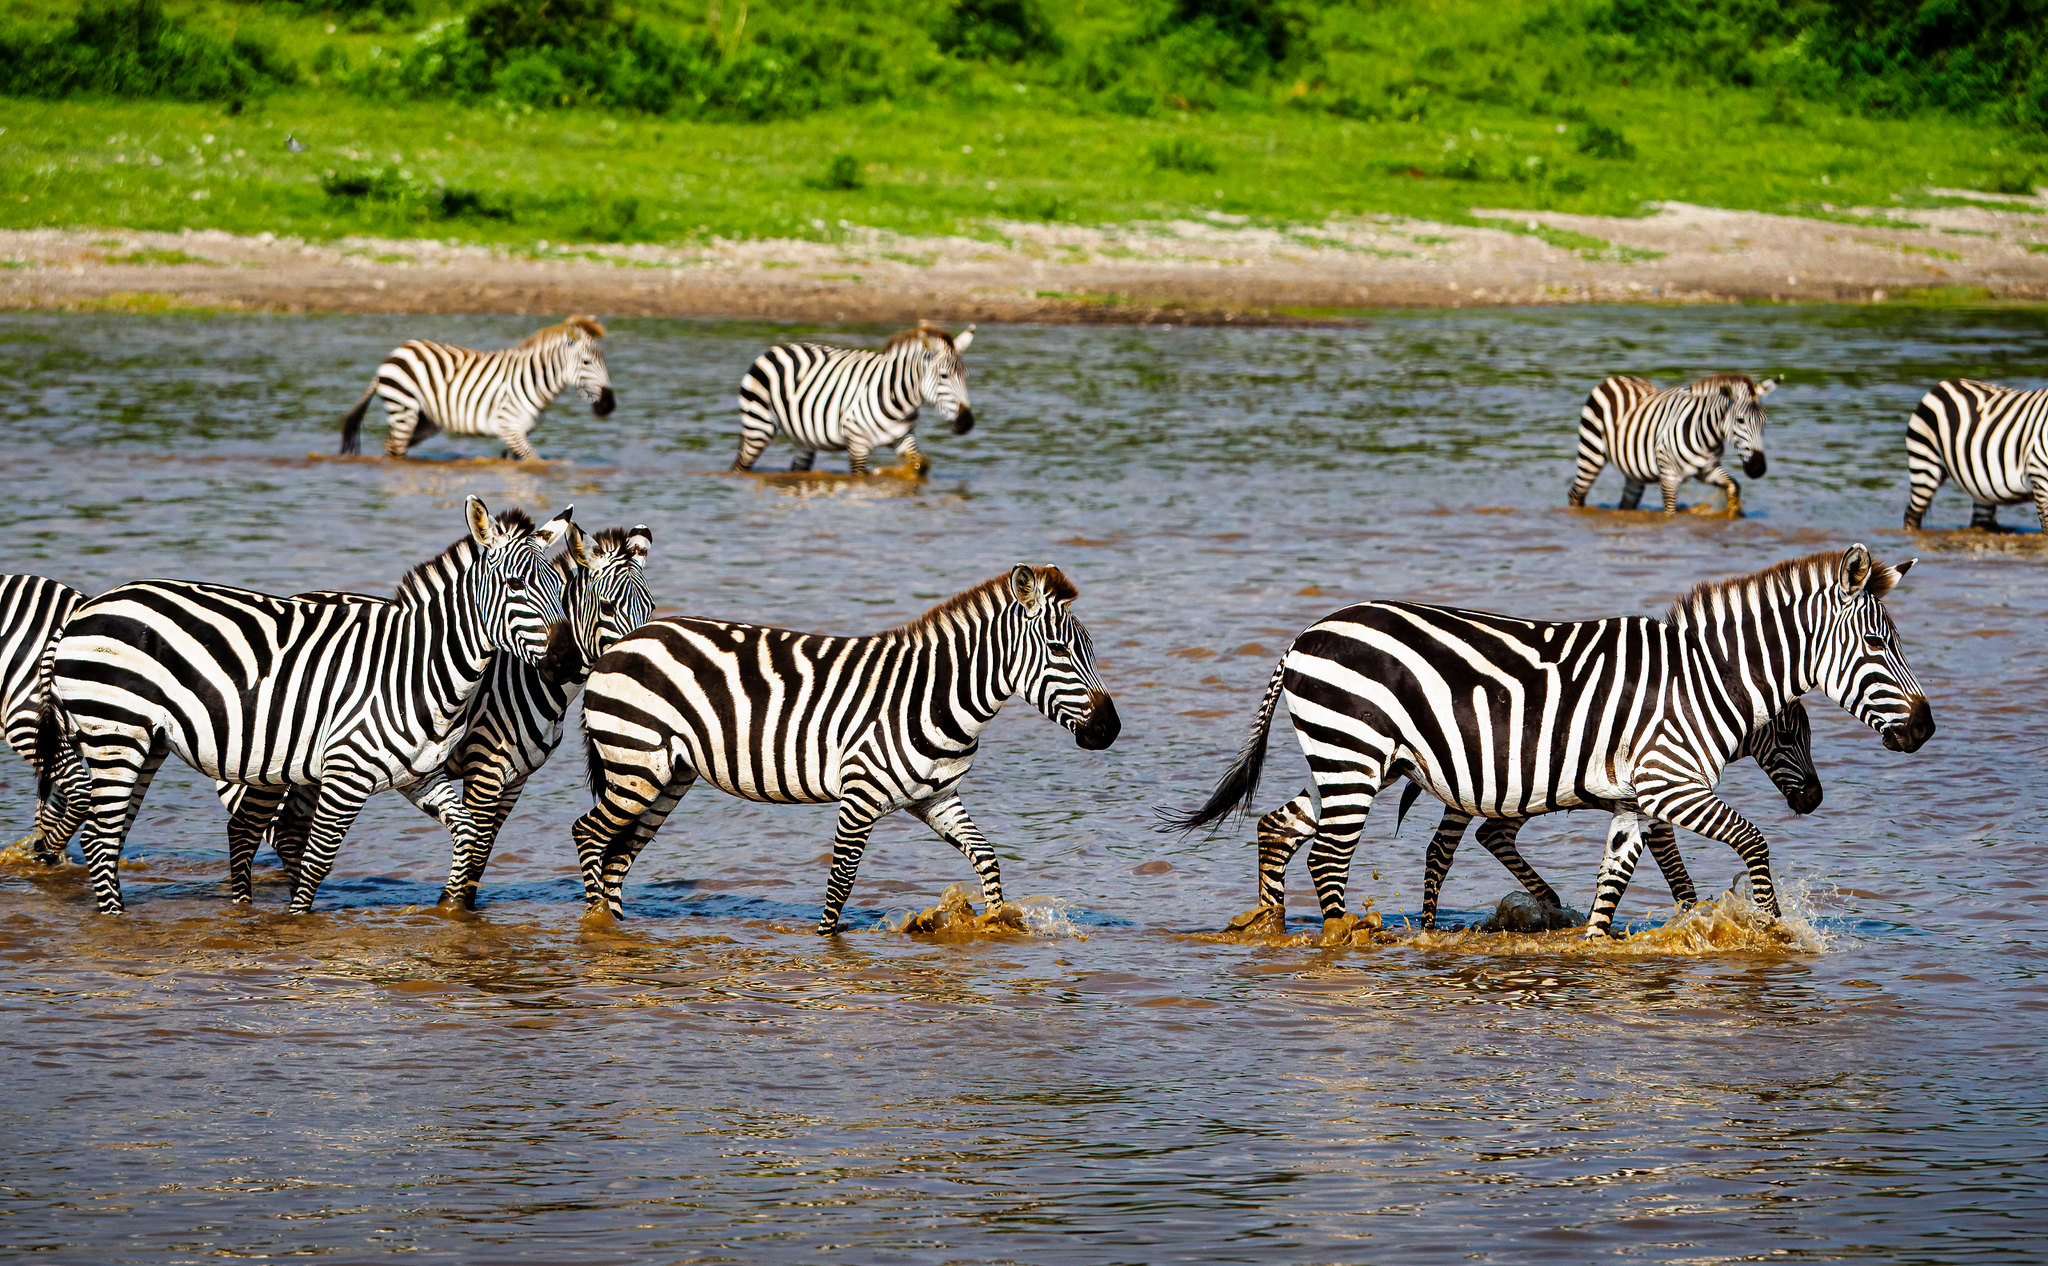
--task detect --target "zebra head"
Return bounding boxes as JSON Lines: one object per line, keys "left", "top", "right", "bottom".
{"left": 464, "top": 496, "right": 574, "bottom": 668}
{"left": 903, "top": 322, "right": 975, "bottom": 435}
{"left": 1744, "top": 700, "right": 1822, "bottom": 815}
{"left": 1004, "top": 564, "right": 1119, "bottom": 750}
{"left": 572, "top": 524, "right": 654, "bottom": 659}
{"left": 1815, "top": 543, "right": 1934, "bottom": 753}
{"left": 564, "top": 315, "right": 615, "bottom": 417}
{"left": 1700, "top": 373, "right": 1778, "bottom": 479}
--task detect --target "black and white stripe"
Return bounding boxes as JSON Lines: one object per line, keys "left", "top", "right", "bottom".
{"left": 44, "top": 499, "right": 576, "bottom": 913}
{"left": 340, "top": 317, "right": 615, "bottom": 461}
{"left": 1568, "top": 373, "right": 1779, "bottom": 515}
{"left": 1903, "top": 378, "right": 2048, "bottom": 530}
{"left": 573, "top": 565, "right": 1119, "bottom": 933}
{"left": 1256, "top": 700, "right": 1821, "bottom": 928}
{"left": 733, "top": 322, "right": 975, "bottom": 475}
{"left": 0, "top": 574, "right": 85, "bottom": 862}
{"left": 235, "top": 524, "right": 654, "bottom": 908}
{"left": 1166, "top": 546, "right": 1934, "bottom": 935}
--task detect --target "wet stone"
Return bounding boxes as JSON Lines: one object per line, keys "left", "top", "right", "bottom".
{"left": 1481, "top": 892, "right": 1587, "bottom": 934}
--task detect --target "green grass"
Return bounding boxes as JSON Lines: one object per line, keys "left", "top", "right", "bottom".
{"left": 4, "top": 0, "right": 2048, "bottom": 247}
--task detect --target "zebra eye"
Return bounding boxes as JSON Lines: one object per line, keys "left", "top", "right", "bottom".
{"left": 1862, "top": 634, "right": 1888, "bottom": 652}
{"left": 1045, "top": 640, "right": 1069, "bottom": 656}
{"left": 506, "top": 576, "right": 527, "bottom": 591}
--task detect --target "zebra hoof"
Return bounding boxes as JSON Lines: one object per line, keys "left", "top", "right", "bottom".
{"left": 579, "top": 904, "right": 621, "bottom": 930}
{"left": 1223, "top": 904, "right": 1285, "bottom": 935}
{"left": 814, "top": 920, "right": 841, "bottom": 936}
{"left": 981, "top": 901, "right": 1026, "bottom": 931}
{"left": 1318, "top": 911, "right": 1381, "bottom": 947}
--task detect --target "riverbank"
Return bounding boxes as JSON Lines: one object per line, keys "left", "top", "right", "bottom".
{"left": 8, "top": 195, "right": 2048, "bottom": 323}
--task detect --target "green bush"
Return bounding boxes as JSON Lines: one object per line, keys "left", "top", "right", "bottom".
{"left": 820, "top": 153, "right": 863, "bottom": 190}
{"left": 323, "top": 166, "right": 513, "bottom": 220}
{"left": 935, "top": 0, "right": 1061, "bottom": 63}
{"left": 0, "top": 0, "right": 297, "bottom": 100}
{"left": 1576, "top": 121, "right": 1636, "bottom": 160}
{"left": 1150, "top": 136, "right": 1220, "bottom": 172}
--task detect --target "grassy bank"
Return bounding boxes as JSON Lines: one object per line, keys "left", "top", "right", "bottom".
{"left": 3, "top": 0, "right": 2044, "bottom": 247}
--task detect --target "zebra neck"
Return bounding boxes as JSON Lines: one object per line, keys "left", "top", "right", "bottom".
{"left": 391, "top": 563, "right": 499, "bottom": 724}
{"left": 910, "top": 615, "right": 1014, "bottom": 734}
{"left": 882, "top": 344, "right": 930, "bottom": 412}
{"left": 521, "top": 336, "right": 572, "bottom": 402}
{"left": 1672, "top": 589, "right": 1820, "bottom": 731}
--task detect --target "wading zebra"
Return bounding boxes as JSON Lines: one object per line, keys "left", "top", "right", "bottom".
{"left": 1253, "top": 700, "right": 1820, "bottom": 929}
{"left": 43, "top": 498, "right": 576, "bottom": 914}
{"left": 230, "top": 523, "right": 654, "bottom": 908}
{"left": 1568, "top": 373, "right": 1780, "bottom": 516}
{"left": 733, "top": 322, "right": 975, "bottom": 475}
{"left": 1166, "top": 546, "right": 1933, "bottom": 936}
{"left": 574, "top": 565, "right": 1120, "bottom": 933}
{"left": 1903, "top": 378, "right": 2048, "bottom": 531}
{"left": 0, "top": 574, "right": 85, "bottom": 862}
{"left": 340, "top": 317, "right": 615, "bottom": 461}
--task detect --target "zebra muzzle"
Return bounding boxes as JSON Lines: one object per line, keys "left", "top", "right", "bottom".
{"left": 1074, "top": 691, "right": 1120, "bottom": 750}
{"left": 1881, "top": 698, "right": 1935, "bottom": 753}
{"left": 593, "top": 387, "right": 617, "bottom": 417}
{"left": 951, "top": 406, "right": 975, "bottom": 435}
{"left": 1787, "top": 782, "right": 1822, "bottom": 815}
{"left": 1743, "top": 451, "right": 1767, "bottom": 478}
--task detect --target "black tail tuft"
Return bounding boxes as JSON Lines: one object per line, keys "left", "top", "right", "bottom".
{"left": 1394, "top": 781, "right": 1422, "bottom": 834}
{"left": 1155, "top": 658, "right": 1287, "bottom": 834}
{"left": 339, "top": 387, "right": 373, "bottom": 456}
{"left": 32, "top": 702, "right": 64, "bottom": 802}
{"left": 583, "top": 730, "right": 605, "bottom": 799}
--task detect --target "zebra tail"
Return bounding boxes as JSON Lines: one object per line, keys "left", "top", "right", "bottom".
{"left": 583, "top": 729, "right": 605, "bottom": 799}
{"left": 1156, "top": 657, "right": 1287, "bottom": 833}
{"left": 32, "top": 701, "right": 65, "bottom": 803}
{"left": 339, "top": 385, "right": 374, "bottom": 456}
{"left": 1393, "top": 781, "right": 1422, "bottom": 834}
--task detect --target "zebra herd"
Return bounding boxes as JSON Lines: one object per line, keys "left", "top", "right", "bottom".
{"left": 3, "top": 315, "right": 2043, "bottom": 941}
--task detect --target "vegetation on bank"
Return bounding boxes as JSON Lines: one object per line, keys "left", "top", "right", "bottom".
{"left": 3, "top": 0, "right": 2046, "bottom": 246}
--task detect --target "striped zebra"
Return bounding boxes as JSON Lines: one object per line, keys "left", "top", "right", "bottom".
{"left": 1568, "top": 373, "right": 1780, "bottom": 516}
{"left": 230, "top": 523, "right": 654, "bottom": 908}
{"left": 1253, "top": 701, "right": 1820, "bottom": 929}
{"left": 339, "top": 316, "right": 615, "bottom": 461}
{"left": 0, "top": 575, "right": 86, "bottom": 863}
{"left": 573, "top": 565, "right": 1120, "bottom": 933}
{"left": 1165, "top": 545, "right": 1934, "bottom": 936}
{"left": 1903, "top": 378, "right": 2048, "bottom": 531}
{"left": 42, "top": 498, "right": 576, "bottom": 914}
{"left": 733, "top": 322, "right": 975, "bottom": 475}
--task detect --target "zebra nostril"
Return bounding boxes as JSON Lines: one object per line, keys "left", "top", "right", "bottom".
{"left": 1744, "top": 452, "right": 1768, "bottom": 479}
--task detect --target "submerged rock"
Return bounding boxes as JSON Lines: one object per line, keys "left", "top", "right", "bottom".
{"left": 1481, "top": 891, "right": 1586, "bottom": 933}
{"left": 1222, "top": 904, "right": 1287, "bottom": 936}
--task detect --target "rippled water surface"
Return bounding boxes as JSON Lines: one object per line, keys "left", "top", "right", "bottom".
{"left": 1, "top": 308, "right": 2045, "bottom": 1263}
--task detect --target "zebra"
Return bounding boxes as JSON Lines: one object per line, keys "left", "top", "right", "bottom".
{"left": 0, "top": 574, "right": 86, "bottom": 863}
{"left": 1903, "top": 378, "right": 2048, "bottom": 531}
{"left": 733, "top": 322, "right": 975, "bottom": 476}
{"left": 1165, "top": 545, "right": 1934, "bottom": 936}
{"left": 1252, "top": 700, "right": 1820, "bottom": 930}
{"left": 573, "top": 564, "right": 1120, "bottom": 934}
{"left": 230, "top": 524, "right": 654, "bottom": 909}
{"left": 42, "top": 498, "right": 577, "bottom": 914}
{"left": 339, "top": 316, "right": 615, "bottom": 461}
{"left": 1568, "top": 373, "right": 1780, "bottom": 516}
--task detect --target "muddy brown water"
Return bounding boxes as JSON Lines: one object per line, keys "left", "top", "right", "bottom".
{"left": 0, "top": 308, "right": 2043, "bottom": 1263}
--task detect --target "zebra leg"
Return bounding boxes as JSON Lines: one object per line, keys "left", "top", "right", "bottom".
{"left": 398, "top": 774, "right": 486, "bottom": 909}
{"left": 446, "top": 773, "right": 527, "bottom": 906}
{"left": 1419, "top": 810, "right": 1472, "bottom": 930}
{"left": 287, "top": 780, "right": 373, "bottom": 914}
{"left": 499, "top": 426, "right": 541, "bottom": 462}
{"left": 597, "top": 777, "right": 692, "bottom": 918}
{"left": 2028, "top": 456, "right": 2048, "bottom": 532}
{"left": 788, "top": 450, "right": 817, "bottom": 472}
{"left": 268, "top": 786, "right": 317, "bottom": 879}
{"left": 907, "top": 792, "right": 1004, "bottom": 915}
{"left": 226, "top": 786, "right": 287, "bottom": 904}
{"left": 1473, "top": 817, "right": 1565, "bottom": 908}
{"left": 1567, "top": 426, "right": 1607, "bottom": 507}
{"left": 1255, "top": 790, "right": 1316, "bottom": 909}
{"left": 1635, "top": 783, "right": 1779, "bottom": 921}
{"left": 68, "top": 723, "right": 166, "bottom": 914}
{"left": 1302, "top": 763, "right": 1383, "bottom": 920}
{"left": 28, "top": 781, "right": 88, "bottom": 865}
{"left": 573, "top": 756, "right": 695, "bottom": 915}
{"left": 732, "top": 414, "right": 776, "bottom": 471}
{"left": 817, "top": 798, "right": 887, "bottom": 935}
{"left": 1586, "top": 810, "right": 1650, "bottom": 936}
{"left": 1617, "top": 478, "right": 1647, "bottom": 511}
{"left": 1645, "top": 821, "right": 1696, "bottom": 907}
{"left": 1701, "top": 464, "right": 1742, "bottom": 518}
{"left": 894, "top": 433, "right": 928, "bottom": 476}
{"left": 845, "top": 434, "right": 874, "bottom": 478}
{"left": 1970, "top": 502, "right": 2002, "bottom": 531}
{"left": 381, "top": 402, "right": 422, "bottom": 458}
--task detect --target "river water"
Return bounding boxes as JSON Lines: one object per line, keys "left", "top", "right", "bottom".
{"left": 0, "top": 307, "right": 2043, "bottom": 1263}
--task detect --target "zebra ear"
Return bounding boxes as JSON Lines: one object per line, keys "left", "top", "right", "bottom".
{"left": 466, "top": 496, "right": 498, "bottom": 547}
{"left": 1840, "top": 543, "right": 1873, "bottom": 595}
{"left": 1757, "top": 375, "right": 1782, "bottom": 397}
{"left": 560, "top": 522, "right": 593, "bottom": 571}
{"left": 1008, "top": 564, "right": 1043, "bottom": 617}
{"left": 953, "top": 326, "right": 974, "bottom": 352}
{"left": 627, "top": 525, "right": 651, "bottom": 562}
{"left": 1895, "top": 557, "right": 1916, "bottom": 579}
{"left": 529, "top": 505, "right": 576, "bottom": 553}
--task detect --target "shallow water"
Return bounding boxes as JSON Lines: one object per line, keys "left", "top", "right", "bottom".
{"left": 0, "top": 307, "right": 2044, "bottom": 1263}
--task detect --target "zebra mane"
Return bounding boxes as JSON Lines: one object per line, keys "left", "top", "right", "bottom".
{"left": 891, "top": 567, "right": 1078, "bottom": 638}
{"left": 1665, "top": 547, "right": 1902, "bottom": 627}
{"left": 394, "top": 507, "right": 535, "bottom": 600}
{"left": 1688, "top": 372, "right": 1758, "bottom": 394}
{"left": 885, "top": 321, "right": 953, "bottom": 350}
{"left": 589, "top": 526, "right": 636, "bottom": 553}
{"left": 523, "top": 316, "right": 605, "bottom": 347}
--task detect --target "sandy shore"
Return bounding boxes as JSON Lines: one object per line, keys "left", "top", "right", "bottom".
{"left": 7, "top": 194, "right": 2048, "bottom": 323}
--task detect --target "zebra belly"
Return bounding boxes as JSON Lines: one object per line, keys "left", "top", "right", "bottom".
{"left": 1940, "top": 433, "right": 2041, "bottom": 504}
